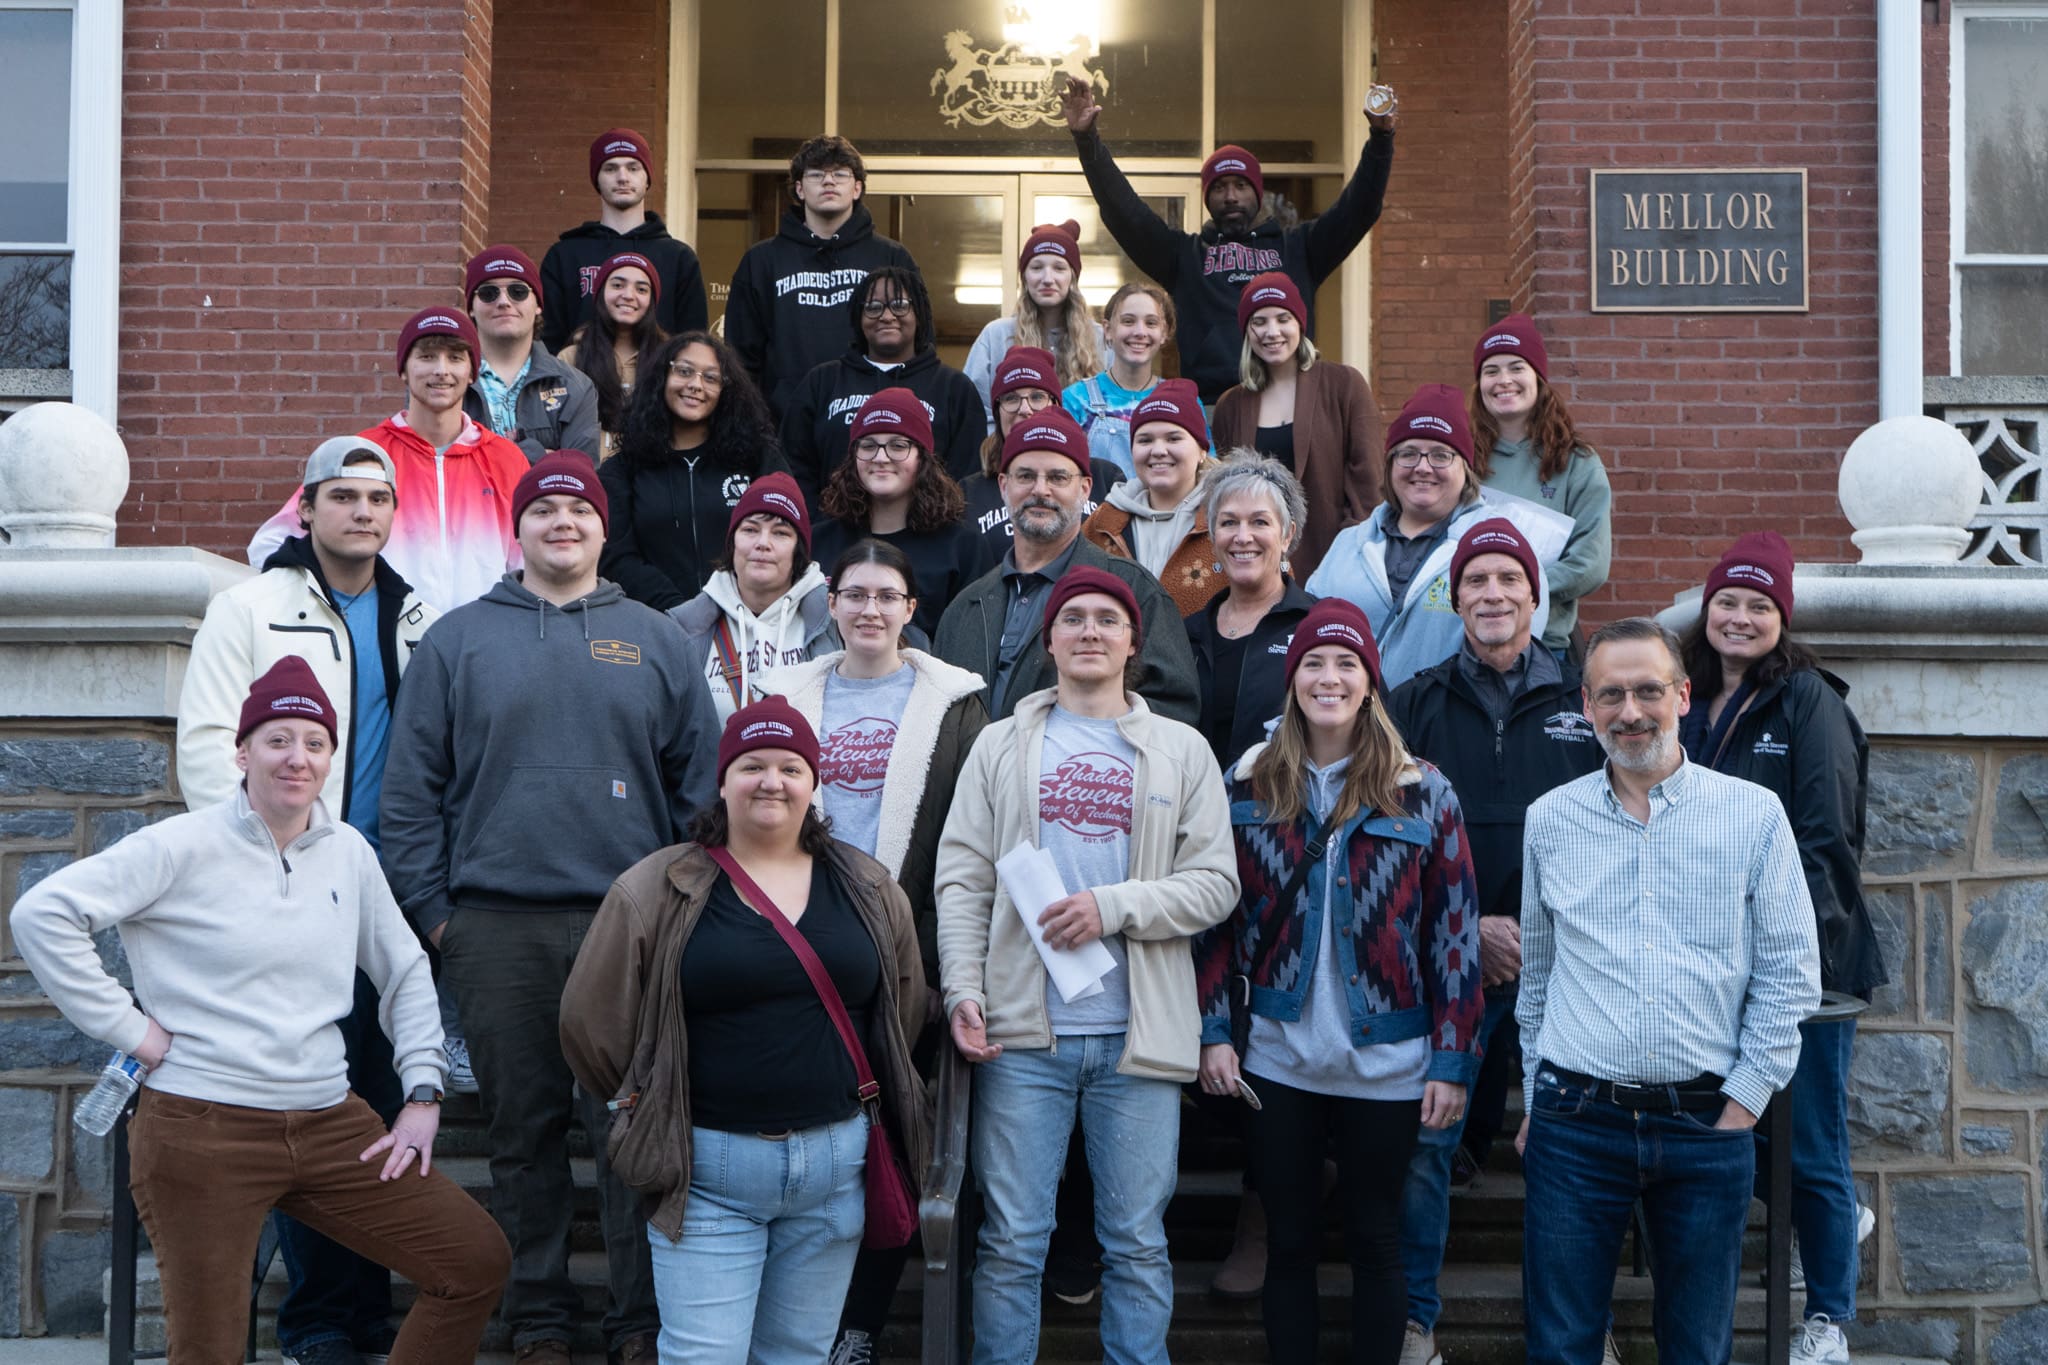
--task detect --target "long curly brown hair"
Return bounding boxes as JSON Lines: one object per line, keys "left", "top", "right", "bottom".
{"left": 819, "top": 440, "right": 966, "bottom": 531}
{"left": 1469, "top": 377, "right": 1587, "bottom": 484}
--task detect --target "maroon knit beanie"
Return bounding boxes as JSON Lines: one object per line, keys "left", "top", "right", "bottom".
{"left": 1202, "top": 145, "right": 1265, "bottom": 203}
{"left": 589, "top": 128, "right": 655, "bottom": 189}
{"left": 1283, "top": 598, "right": 1385, "bottom": 697}
{"left": 394, "top": 307, "right": 480, "bottom": 376}
{"left": 1472, "top": 312, "right": 1549, "bottom": 382}
{"left": 464, "top": 245, "right": 543, "bottom": 309}
{"left": 1129, "top": 378, "right": 1209, "bottom": 449}
{"left": 718, "top": 696, "right": 820, "bottom": 784}
{"left": 728, "top": 472, "right": 812, "bottom": 553}
{"left": 1041, "top": 566, "right": 1143, "bottom": 651}
{"left": 1019, "top": 220, "right": 1083, "bottom": 278}
{"left": 592, "top": 252, "right": 661, "bottom": 310}
{"left": 1450, "top": 517, "right": 1543, "bottom": 608}
{"left": 1386, "top": 384, "right": 1474, "bottom": 464}
{"left": 991, "top": 346, "right": 1059, "bottom": 403}
{"left": 1704, "top": 531, "right": 1795, "bottom": 623}
{"left": 849, "top": 387, "right": 933, "bottom": 454}
{"left": 512, "top": 450, "right": 609, "bottom": 534}
{"left": 1237, "top": 272, "right": 1308, "bottom": 335}
{"left": 237, "top": 656, "right": 339, "bottom": 746}
{"left": 999, "top": 407, "right": 1089, "bottom": 474}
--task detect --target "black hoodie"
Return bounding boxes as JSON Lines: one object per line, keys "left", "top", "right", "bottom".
{"left": 779, "top": 348, "right": 985, "bottom": 505}
{"left": 725, "top": 204, "right": 919, "bottom": 417}
{"left": 597, "top": 440, "right": 794, "bottom": 611}
{"left": 539, "top": 213, "right": 710, "bottom": 353}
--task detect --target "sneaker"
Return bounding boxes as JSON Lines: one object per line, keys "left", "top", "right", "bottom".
{"left": 445, "top": 1034, "right": 479, "bottom": 1094}
{"left": 1044, "top": 1252, "right": 1101, "bottom": 1305}
{"left": 283, "top": 1343, "right": 362, "bottom": 1365}
{"left": 514, "top": 1341, "right": 573, "bottom": 1365}
{"left": 1790, "top": 1314, "right": 1850, "bottom": 1365}
{"left": 611, "top": 1331, "right": 659, "bottom": 1363}
{"left": 1764, "top": 1202, "right": 1876, "bottom": 1291}
{"left": 1602, "top": 1331, "right": 1623, "bottom": 1365}
{"left": 353, "top": 1321, "right": 398, "bottom": 1365}
{"left": 828, "top": 1329, "right": 876, "bottom": 1365}
{"left": 1448, "top": 1141, "right": 1484, "bottom": 1192}
{"left": 1398, "top": 1320, "right": 1443, "bottom": 1365}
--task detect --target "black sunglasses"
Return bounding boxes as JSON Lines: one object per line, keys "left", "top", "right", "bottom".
{"left": 475, "top": 282, "right": 532, "bottom": 304}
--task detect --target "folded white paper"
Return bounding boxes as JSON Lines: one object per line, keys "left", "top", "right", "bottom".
{"left": 997, "top": 842, "right": 1117, "bottom": 1004}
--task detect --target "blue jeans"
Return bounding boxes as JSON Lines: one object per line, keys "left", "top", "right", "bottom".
{"left": 1399, "top": 987, "right": 1515, "bottom": 1331}
{"left": 647, "top": 1113, "right": 868, "bottom": 1365}
{"left": 1754, "top": 1017, "right": 1859, "bottom": 1321}
{"left": 969, "top": 1034, "right": 1180, "bottom": 1365}
{"left": 1521, "top": 1067, "right": 1755, "bottom": 1365}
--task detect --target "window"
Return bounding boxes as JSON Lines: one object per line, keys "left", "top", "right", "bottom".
{"left": 1952, "top": 7, "right": 2048, "bottom": 375}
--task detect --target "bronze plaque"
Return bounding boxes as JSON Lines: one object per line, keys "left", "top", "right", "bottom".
{"left": 1589, "top": 168, "right": 1808, "bottom": 313}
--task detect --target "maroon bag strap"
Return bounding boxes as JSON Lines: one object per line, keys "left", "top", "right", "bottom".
{"left": 706, "top": 847, "right": 880, "bottom": 1106}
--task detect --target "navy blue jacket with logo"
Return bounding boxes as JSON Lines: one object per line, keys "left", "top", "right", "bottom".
{"left": 1073, "top": 126, "right": 1394, "bottom": 402}
{"left": 1385, "top": 651, "right": 1605, "bottom": 923}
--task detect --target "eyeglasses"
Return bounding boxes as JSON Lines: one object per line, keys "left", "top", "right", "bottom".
{"left": 474, "top": 282, "right": 532, "bottom": 304}
{"left": 1392, "top": 448, "right": 1461, "bottom": 469}
{"left": 1004, "top": 467, "right": 1078, "bottom": 490}
{"left": 833, "top": 588, "right": 909, "bottom": 609}
{"left": 802, "top": 168, "right": 857, "bottom": 185}
{"left": 669, "top": 361, "right": 723, "bottom": 388}
{"left": 1053, "top": 612, "right": 1131, "bottom": 635}
{"left": 1589, "top": 681, "right": 1680, "bottom": 709}
{"left": 997, "top": 391, "right": 1055, "bottom": 414}
{"left": 861, "top": 297, "right": 914, "bottom": 318}
{"left": 854, "top": 438, "right": 918, "bottom": 462}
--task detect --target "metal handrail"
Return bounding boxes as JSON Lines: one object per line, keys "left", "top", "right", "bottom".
{"left": 919, "top": 1040, "right": 974, "bottom": 1365}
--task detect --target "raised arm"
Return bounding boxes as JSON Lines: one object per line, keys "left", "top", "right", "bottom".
{"left": 1063, "top": 77, "right": 1186, "bottom": 288}
{"left": 1302, "top": 117, "right": 1398, "bottom": 284}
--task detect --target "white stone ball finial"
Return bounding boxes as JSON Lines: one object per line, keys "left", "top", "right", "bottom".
{"left": 0, "top": 401, "right": 131, "bottom": 548}
{"left": 1837, "top": 414, "right": 1980, "bottom": 565}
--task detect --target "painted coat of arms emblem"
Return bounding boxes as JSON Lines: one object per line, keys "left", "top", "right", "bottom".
{"left": 930, "top": 27, "right": 1109, "bottom": 129}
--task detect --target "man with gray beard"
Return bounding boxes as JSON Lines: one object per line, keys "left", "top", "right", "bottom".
{"left": 1514, "top": 616, "right": 1820, "bottom": 1365}
{"left": 934, "top": 408, "right": 1197, "bottom": 723}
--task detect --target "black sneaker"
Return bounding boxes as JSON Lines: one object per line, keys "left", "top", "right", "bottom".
{"left": 283, "top": 1342, "right": 363, "bottom": 1365}
{"left": 1449, "top": 1142, "right": 1484, "bottom": 1192}
{"left": 1045, "top": 1252, "right": 1102, "bottom": 1305}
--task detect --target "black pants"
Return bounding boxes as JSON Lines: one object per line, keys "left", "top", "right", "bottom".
{"left": 441, "top": 906, "right": 659, "bottom": 1352}
{"left": 1245, "top": 1070, "right": 1421, "bottom": 1365}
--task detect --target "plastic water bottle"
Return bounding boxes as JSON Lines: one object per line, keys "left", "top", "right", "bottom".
{"left": 73, "top": 1053, "right": 145, "bottom": 1137}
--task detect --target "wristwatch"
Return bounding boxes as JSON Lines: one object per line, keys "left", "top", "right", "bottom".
{"left": 406, "top": 1084, "right": 443, "bottom": 1106}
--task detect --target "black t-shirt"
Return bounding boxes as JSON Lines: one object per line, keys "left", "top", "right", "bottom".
{"left": 1254, "top": 422, "right": 1295, "bottom": 466}
{"left": 681, "top": 862, "right": 882, "bottom": 1132}
{"left": 1201, "top": 629, "right": 1250, "bottom": 770}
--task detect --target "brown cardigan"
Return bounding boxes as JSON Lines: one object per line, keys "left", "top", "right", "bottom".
{"left": 1082, "top": 500, "right": 1221, "bottom": 618}
{"left": 1211, "top": 359, "right": 1382, "bottom": 581}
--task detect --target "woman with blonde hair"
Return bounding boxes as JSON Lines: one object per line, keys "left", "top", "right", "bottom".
{"left": 1063, "top": 280, "right": 1174, "bottom": 478}
{"left": 963, "top": 220, "right": 1105, "bottom": 431}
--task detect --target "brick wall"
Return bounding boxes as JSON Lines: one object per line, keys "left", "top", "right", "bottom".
{"left": 484, "top": 0, "right": 670, "bottom": 271}
{"left": 117, "top": 0, "right": 494, "bottom": 555}
{"left": 1368, "top": 0, "right": 1515, "bottom": 403}
{"left": 1504, "top": 0, "right": 1879, "bottom": 623}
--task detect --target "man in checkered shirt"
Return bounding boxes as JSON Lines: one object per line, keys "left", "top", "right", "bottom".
{"left": 1515, "top": 617, "right": 1820, "bottom": 1365}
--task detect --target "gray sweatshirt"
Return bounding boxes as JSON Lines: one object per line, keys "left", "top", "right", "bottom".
{"left": 1104, "top": 478, "right": 1203, "bottom": 582}
{"left": 381, "top": 573, "right": 721, "bottom": 935}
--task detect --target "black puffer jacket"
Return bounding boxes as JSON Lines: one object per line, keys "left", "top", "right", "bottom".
{"left": 597, "top": 442, "right": 793, "bottom": 610}
{"left": 1687, "top": 668, "right": 1887, "bottom": 998}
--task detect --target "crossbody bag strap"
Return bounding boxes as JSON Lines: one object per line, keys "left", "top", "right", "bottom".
{"left": 705, "top": 847, "right": 880, "bottom": 1104}
{"left": 711, "top": 620, "right": 746, "bottom": 709}
{"left": 1277, "top": 809, "right": 1331, "bottom": 912}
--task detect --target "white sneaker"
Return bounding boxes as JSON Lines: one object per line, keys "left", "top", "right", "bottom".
{"left": 1790, "top": 1314, "right": 1850, "bottom": 1365}
{"left": 827, "top": 1329, "right": 874, "bottom": 1365}
{"left": 1767, "top": 1202, "right": 1875, "bottom": 1291}
{"left": 444, "top": 1035, "right": 479, "bottom": 1095}
{"left": 1602, "top": 1330, "right": 1622, "bottom": 1365}
{"left": 1398, "top": 1320, "right": 1443, "bottom": 1365}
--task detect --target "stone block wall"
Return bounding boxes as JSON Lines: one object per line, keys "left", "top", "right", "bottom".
{"left": 1852, "top": 738, "right": 2048, "bottom": 1362}
{"left": 0, "top": 722, "right": 182, "bottom": 1338}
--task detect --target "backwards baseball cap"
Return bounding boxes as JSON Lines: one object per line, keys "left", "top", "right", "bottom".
{"left": 590, "top": 128, "right": 655, "bottom": 189}
{"left": 395, "top": 307, "right": 480, "bottom": 376}
{"left": 1202, "top": 144, "right": 1265, "bottom": 202}
{"left": 1237, "top": 271, "right": 1308, "bottom": 334}
{"left": 1472, "top": 312, "right": 1549, "bottom": 382}
{"left": 849, "top": 387, "right": 933, "bottom": 454}
{"left": 1284, "top": 597, "right": 1385, "bottom": 697}
{"left": 512, "top": 451, "right": 609, "bottom": 534}
{"left": 999, "top": 407, "right": 1089, "bottom": 475}
{"left": 717, "top": 696, "right": 820, "bottom": 783}
{"left": 464, "top": 244, "right": 543, "bottom": 309}
{"left": 1129, "top": 378, "right": 1209, "bottom": 449}
{"left": 991, "top": 346, "right": 1058, "bottom": 404}
{"left": 238, "top": 656, "right": 339, "bottom": 746}
{"left": 592, "top": 252, "right": 661, "bottom": 309}
{"left": 1704, "top": 530, "right": 1795, "bottom": 622}
{"left": 728, "top": 472, "right": 811, "bottom": 553}
{"left": 1042, "top": 566, "right": 1143, "bottom": 650}
{"left": 1386, "top": 384, "right": 1474, "bottom": 464}
{"left": 1449, "top": 517, "right": 1542, "bottom": 608}
{"left": 1020, "top": 219, "right": 1083, "bottom": 278}
{"left": 301, "top": 435, "right": 396, "bottom": 493}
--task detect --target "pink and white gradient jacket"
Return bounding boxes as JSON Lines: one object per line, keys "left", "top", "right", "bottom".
{"left": 248, "top": 413, "right": 528, "bottom": 613}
